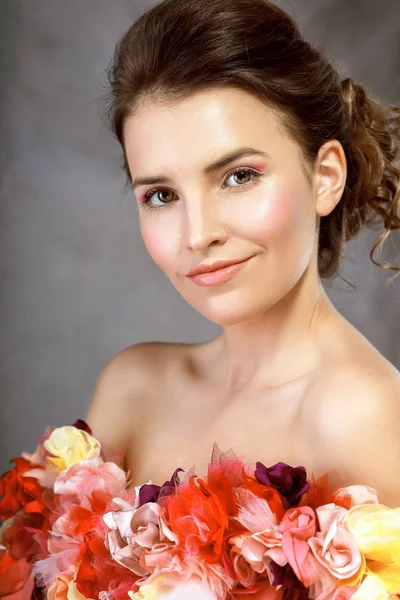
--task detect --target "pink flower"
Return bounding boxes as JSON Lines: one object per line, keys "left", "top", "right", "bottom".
{"left": 53, "top": 457, "right": 127, "bottom": 508}
{"left": 103, "top": 497, "right": 177, "bottom": 577}
{"left": 279, "top": 506, "right": 318, "bottom": 587}
{"left": 308, "top": 505, "right": 364, "bottom": 581}
{"left": 228, "top": 489, "right": 286, "bottom": 578}
{"left": 332, "top": 587, "right": 357, "bottom": 599}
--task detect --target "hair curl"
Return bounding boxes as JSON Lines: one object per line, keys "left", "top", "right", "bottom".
{"left": 100, "top": 0, "right": 400, "bottom": 281}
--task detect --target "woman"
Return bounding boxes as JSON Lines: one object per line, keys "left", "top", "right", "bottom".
{"left": 2, "top": 0, "right": 399, "bottom": 598}
{"left": 86, "top": 0, "right": 400, "bottom": 516}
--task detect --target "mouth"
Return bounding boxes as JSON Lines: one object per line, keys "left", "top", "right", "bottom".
{"left": 187, "top": 256, "right": 254, "bottom": 287}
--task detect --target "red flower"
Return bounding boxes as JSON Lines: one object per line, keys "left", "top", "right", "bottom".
{"left": 0, "top": 457, "right": 47, "bottom": 520}
{"left": 159, "top": 473, "right": 236, "bottom": 564}
{"left": 75, "top": 531, "right": 139, "bottom": 600}
{"left": 0, "top": 549, "right": 33, "bottom": 597}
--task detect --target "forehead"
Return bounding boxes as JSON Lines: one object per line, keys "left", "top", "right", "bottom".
{"left": 124, "top": 87, "right": 299, "bottom": 173}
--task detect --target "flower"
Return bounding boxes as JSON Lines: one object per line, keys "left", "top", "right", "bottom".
{"left": 47, "top": 573, "right": 73, "bottom": 600}
{"left": 351, "top": 575, "right": 398, "bottom": 600}
{"left": 67, "top": 579, "right": 96, "bottom": 600}
{"left": 138, "top": 469, "right": 184, "bottom": 506}
{"left": 104, "top": 497, "right": 177, "bottom": 577}
{"left": 228, "top": 489, "right": 285, "bottom": 574}
{"left": 255, "top": 462, "right": 309, "bottom": 509}
{"left": 308, "top": 504, "right": 365, "bottom": 582}
{"left": 43, "top": 426, "right": 101, "bottom": 472}
{"left": 0, "top": 457, "right": 47, "bottom": 520}
{"left": 159, "top": 474, "right": 235, "bottom": 564}
{"left": 345, "top": 504, "right": 400, "bottom": 594}
{"left": 129, "top": 575, "right": 218, "bottom": 600}
{"left": 52, "top": 456, "right": 127, "bottom": 508}
{"left": 0, "top": 549, "right": 33, "bottom": 597}
{"left": 279, "top": 506, "right": 318, "bottom": 588}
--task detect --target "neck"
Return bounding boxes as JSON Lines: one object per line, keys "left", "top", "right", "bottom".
{"left": 212, "top": 257, "right": 339, "bottom": 394}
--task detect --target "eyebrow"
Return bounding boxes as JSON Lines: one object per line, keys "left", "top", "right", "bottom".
{"left": 131, "top": 146, "right": 271, "bottom": 191}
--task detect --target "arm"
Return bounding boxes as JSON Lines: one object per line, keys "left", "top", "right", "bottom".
{"left": 84, "top": 343, "right": 151, "bottom": 471}
{"left": 315, "top": 364, "right": 400, "bottom": 508}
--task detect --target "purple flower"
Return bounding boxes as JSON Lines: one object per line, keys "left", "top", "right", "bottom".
{"left": 71, "top": 418, "right": 92, "bottom": 434}
{"left": 255, "top": 461, "right": 309, "bottom": 508}
{"left": 138, "top": 467, "right": 183, "bottom": 506}
{"left": 270, "top": 561, "right": 307, "bottom": 592}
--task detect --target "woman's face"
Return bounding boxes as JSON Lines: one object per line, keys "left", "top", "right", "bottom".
{"left": 124, "top": 87, "right": 320, "bottom": 326}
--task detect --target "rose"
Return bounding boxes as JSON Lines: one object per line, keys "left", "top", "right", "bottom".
{"left": 345, "top": 504, "right": 400, "bottom": 595}
{"left": 43, "top": 426, "right": 101, "bottom": 472}
{"left": 47, "top": 573, "right": 73, "bottom": 600}
{"left": 308, "top": 504, "right": 364, "bottom": 583}
{"left": 351, "top": 575, "right": 398, "bottom": 600}
{"left": 104, "top": 497, "right": 177, "bottom": 577}
{"left": 279, "top": 506, "right": 318, "bottom": 587}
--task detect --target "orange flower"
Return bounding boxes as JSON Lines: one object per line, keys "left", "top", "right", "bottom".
{"left": 0, "top": 457, "right": 47, "bottom": 520}
{"left": 241, "top": 472, "right": 285, "bottom": 521}
{"left": 159, "top": 474, "right": 236, "bottom": 564}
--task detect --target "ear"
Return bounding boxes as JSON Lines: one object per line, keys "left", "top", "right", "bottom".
{"left": 313, "top": 140, "right": 347, "bottom": 217}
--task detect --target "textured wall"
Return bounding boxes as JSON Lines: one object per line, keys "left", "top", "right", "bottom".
{"left": 0, "top": 0, "right": 399, "bottom": 474}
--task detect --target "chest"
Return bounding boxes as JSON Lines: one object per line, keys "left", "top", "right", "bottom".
{"left": 125, "top": 372, "right": 322, "bottom": 487}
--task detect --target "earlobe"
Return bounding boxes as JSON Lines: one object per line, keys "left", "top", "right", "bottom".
{"left": 314, "top": 140, "right": 347, "bottom": 217}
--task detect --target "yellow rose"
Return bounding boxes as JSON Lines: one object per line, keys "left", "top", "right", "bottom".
{"left": 351, "top": 575, "right": 398, "bottom": 600}
{"left": 128, "top": 576, "right": 172, "bottom": 600}
{"left": 43, "top": 426, "right": 101, "bottom": 472}
{"left": 346, "top": 504, "right": 400, "bottom": 594}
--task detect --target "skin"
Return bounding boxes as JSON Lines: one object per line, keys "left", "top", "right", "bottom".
{"left": 87, "top": 85, "right": 400, "bottom": 511}
{"left": 125, "top": 86, "right": 347, "bottom": 394}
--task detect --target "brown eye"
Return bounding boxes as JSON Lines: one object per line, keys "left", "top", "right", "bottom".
{"left": 233, "top": 170, "right": 251, "bottom": 184}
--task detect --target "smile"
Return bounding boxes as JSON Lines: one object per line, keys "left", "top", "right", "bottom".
{"left": 187, "top": 256, "right": 253, "bottom": 286}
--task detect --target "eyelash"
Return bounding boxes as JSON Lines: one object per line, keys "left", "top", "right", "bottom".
{"left": 139, "top": 167, "right": 263, "bottom": 212}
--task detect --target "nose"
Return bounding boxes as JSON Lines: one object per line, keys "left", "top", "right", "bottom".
{"left": 183, "top": 194, "right": 228, "bottom": 251}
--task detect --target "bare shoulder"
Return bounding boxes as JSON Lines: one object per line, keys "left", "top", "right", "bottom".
{"left": 85, "top": 341, "right": 186, "bottom": 467}
{"left": 305, "top": 355, "right": 400, "bottom": 506}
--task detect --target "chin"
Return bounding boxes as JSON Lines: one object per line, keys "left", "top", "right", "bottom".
{"left": 189, "top": 293, "right": 275, "bottom": 327}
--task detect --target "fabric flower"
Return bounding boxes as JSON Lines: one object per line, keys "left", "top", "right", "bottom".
{"left": 308, "top": 504, "right": 364, "bottom": 582}
{"left": 53, "top": 456, "right": 126, "bottom": 504}
{"left": 0, "top": 457, "right": 47, "bottom": 520}
{"left": 128, "top": 574, "right": 218, "bottom": 600}
{"left": 158, "top": 474, "right": 235, "bottom": 564}
{"left": 47, "top": 572, "right": 73, "bottom": 600}
{"left": 345, "top": 504, "right": 400, "bottom": 594}
{"left": 228, "top": 489, "right": 285, "bottom": 574}
{"left": 0, "top": 549, "right": 33, "bottom": 597}
{"left": 279, "top": 506, "right": 318, "bottom": 587}
{"left": 67, "top": 579, "right": 96, "bottom": 600}
{"left": 103, "top": 497, "right": 177, "bottom": 577}
{"left": 255, "top": 462, "right": 309, "bottom": 508}
{"left": 138, "top": 469, "right": 184, "bottom": 506}
{"left": 43, "top": 426, "right": 101, "bottom": 472}
{"left": 351, "top": 575, "right": 398, "bottom": 600}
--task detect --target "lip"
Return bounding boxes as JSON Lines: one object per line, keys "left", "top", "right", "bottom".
{"left": 187, "top": 256, "right": 253, "bottom": 287}
{"left": 187, "top": 256, "right": 252, "bottom": 277}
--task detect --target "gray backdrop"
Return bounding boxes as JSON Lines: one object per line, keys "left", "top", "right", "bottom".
{"left": 1, "top": 0, "right": 399, "bottom": 475}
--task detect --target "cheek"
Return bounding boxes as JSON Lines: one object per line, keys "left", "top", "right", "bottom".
{"left": 236, "top": 184, "right": 305, "bottom": 243}
{"left": 140, "top": 220, "right": 176, "bottom": 271}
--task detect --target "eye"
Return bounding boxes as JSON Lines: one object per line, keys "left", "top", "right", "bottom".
{"left": 139, "top": 166, "right": 263, "bottom": 212}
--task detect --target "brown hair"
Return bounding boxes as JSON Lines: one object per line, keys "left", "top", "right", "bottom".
{"left": 100, "top": 0, "right": 400, "bottom": 281}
